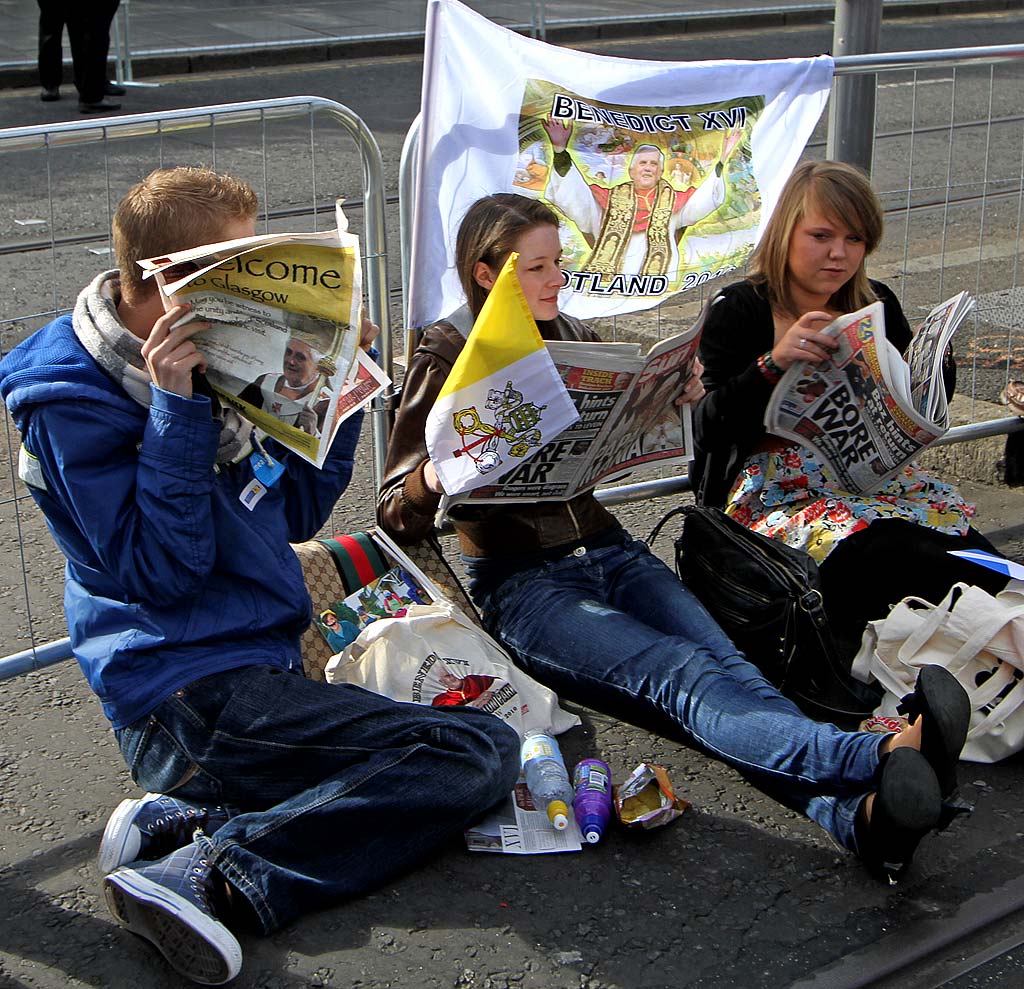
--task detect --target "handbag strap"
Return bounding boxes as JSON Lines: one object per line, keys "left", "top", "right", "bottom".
{"left": 946, "top": 599, "right": 1024, "bottom": 672}
{"left": 965, "top": 667, "right": 1024, "bottom": 739}
{"left": 646, "top": 504, "right": 690, "bottom": 547}
{"left": 897, "top": 584, "right": 1024, "bottom": 677}
{"left": 964, "top": 661, "right": 1018, "bottom": 710}
{"left": 897, "top": 588, "right": 964, "bottom": 661}
{"left": 320, "top": 532, "right": 390, "bottom": 594}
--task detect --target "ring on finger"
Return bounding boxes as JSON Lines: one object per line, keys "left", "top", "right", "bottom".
{"left": 798, "top": 338, "right": 807, "bottom": 349}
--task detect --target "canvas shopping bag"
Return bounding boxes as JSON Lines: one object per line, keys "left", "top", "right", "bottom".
{"left": 853, "top": 580, "right": 1024, "bottom": 762}
{"left": 324, "top": 602, "right": 580, "bottom": 739}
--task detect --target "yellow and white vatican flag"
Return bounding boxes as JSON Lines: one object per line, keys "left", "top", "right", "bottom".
{"left": 426, "top": 254, "right": 579, "bottom": 496}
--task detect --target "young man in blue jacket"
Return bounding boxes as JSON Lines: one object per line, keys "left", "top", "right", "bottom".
{"left": 0, "top": 167, "right": 519, "bottom": 985}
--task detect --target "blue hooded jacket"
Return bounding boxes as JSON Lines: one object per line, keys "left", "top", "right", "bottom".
{"left": 0, "top": 315, "right": 363, "bottom": 729}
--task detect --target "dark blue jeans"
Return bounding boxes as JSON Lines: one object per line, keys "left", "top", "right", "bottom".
{"left": 467, "top": 535, "right": 884, "bottom": 852}
{"left": 116, "top": 666, "right": 520, "bottom": 934}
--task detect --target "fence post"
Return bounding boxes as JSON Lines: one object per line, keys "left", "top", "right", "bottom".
{"left": 826, "top": 0, "right": 882, "bottom": 175}
{"left": 111, "top": 1, "right": 160, "bottom": 89}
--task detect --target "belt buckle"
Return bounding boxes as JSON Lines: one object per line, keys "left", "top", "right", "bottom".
{"left": 572, "top": 545, "right": 586, "bottom": 558}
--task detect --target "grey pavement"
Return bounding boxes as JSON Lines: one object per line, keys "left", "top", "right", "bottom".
{"left": 0, "top": 0, "right": 1017, "bottom": 89}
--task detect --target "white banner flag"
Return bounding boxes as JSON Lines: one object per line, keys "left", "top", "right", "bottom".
{"left": 409, "top": 0, "right": 833, "bottom": 327}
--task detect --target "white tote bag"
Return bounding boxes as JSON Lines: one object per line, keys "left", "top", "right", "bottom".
{"left": 324, "top": 602, "right": 580, "bottom": 739}
{"left": 853, "top": 580, "right": 1024, "bottom": 763}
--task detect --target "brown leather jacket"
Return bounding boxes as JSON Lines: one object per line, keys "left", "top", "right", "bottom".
{"left": 376, "top": 309, "right": 619, "bottom": 557}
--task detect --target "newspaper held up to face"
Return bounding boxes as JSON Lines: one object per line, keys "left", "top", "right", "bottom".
{"left": 139, "top": 202, "right": 369, "bottom": 468}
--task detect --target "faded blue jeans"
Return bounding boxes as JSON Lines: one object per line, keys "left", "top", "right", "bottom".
{"left": 115, "top": 665, "right": 520, "bottom": 934}
{"left": 466, "top": 533, "right": 884, "bottom": 853}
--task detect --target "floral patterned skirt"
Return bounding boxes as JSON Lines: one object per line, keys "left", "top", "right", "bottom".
{"left": 724, "top": 444, "right": 976, "bottom": 564}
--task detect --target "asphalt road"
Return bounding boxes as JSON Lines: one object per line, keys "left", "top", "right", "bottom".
{"left": 2, "top": 7, "right": 1024, "bottom": 989}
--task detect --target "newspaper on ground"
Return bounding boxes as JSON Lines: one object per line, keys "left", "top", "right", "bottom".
{"left": 764, "top": 291, "right": 973, "bottom": 496}
{"left": 138, "top": 202, "right": 368, "bottom": 468}
{"left": 465, "top": 775, "right": 583, "bottom": 854}
{"left": 445, "top": 317, "right": 704, "bottom": 504}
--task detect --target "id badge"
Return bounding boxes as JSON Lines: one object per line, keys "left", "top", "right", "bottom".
{"left": 239, "top": 478, "right": 268, "bottom": 511}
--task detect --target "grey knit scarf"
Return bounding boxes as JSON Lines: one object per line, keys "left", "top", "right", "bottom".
{"left": 73, "top": 270, "right": 254, "bottom": 464}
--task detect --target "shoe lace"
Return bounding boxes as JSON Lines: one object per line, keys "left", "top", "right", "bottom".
{"left": 146, "top": 805, "right": 212, "bottom": 847}
{"left": 187, "top": 857, "right": 215, "bottom": 913}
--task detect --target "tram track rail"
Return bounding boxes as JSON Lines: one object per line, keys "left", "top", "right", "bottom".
{"left": 794, "top": 871, "right": 1024, "bottom": 988}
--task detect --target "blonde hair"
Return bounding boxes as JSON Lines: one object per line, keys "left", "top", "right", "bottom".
{"left": 113, "top": 167, "right": 258, "bottom": 304}
{"left": 455, "top": 194, "right": 560, "bottom": 317}
{"left": 750, "top": 160, "right": 883, "bottom": 318}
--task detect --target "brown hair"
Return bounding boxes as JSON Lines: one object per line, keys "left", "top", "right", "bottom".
{"left": 750, "top": 160, "right": 883, "bottom": 318}
{"left": 455, "top": 194, "right": 560, "bottom": 317}
{"left": 113, "top": 167, "right": 259, "bottom": 304}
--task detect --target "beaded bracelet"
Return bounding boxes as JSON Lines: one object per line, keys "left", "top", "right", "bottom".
{"left": 757, "top": 350, "right": 783, "bottom": 383}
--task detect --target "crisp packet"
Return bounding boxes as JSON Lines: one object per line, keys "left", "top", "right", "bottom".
{"left": 859, "top": 714, "right": 910, "bottom": 735}
{"left": 613, "top": 763, "right": 690, "bottom": 830}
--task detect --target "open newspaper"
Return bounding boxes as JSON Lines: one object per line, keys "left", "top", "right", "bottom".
{"left": 138, "top": 203, "right": 380, "bottom": 468}
{"left": 764, "top": 291, "right": 973, "bottom": 495}
{"left": 329, "top": 349, "right": 390, "bottom": 441}
{"left": 446, "top": 319, "right": 704, "bottom": 504}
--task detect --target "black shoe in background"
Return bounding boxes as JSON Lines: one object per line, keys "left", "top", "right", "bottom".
{"left": 40, "top": 87, "right": 60, "bottom": 102}
{"left": 79, "top": 99, "right": 122, "bottom": 114}
{"left": 105, "top": 81, "right": 127, "bottom": 96}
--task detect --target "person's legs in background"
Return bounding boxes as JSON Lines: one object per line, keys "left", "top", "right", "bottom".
{"left": 65, "top": 1, "right": 121, "bottom": 111}
{"left": 36, "top": 0, "right": 65, "bottom": 101}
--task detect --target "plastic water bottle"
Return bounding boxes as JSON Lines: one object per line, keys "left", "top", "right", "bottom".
{"left": 572, "top": 758, "right": 613, "bottom": 844}
{"left": 521, "top": 731, "right": 574, "bottom": 830}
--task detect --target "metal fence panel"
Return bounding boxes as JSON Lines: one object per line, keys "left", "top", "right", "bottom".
{"left": 3, "top": 47, "right": 1024, "bottom": 681}
{"left": 0, "top": 97, "right": 392, "bottom": 678}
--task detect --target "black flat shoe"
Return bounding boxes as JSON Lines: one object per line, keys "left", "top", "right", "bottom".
{"left": 857, "top": 747, "right": 941, "bottom": 885}
{"left": 898, "top": 665, "right": 970, "bottom": 800}
{"left": 40, "top": 87, "right": 60, "bottom": 102}
{"left": 105, "top": 81, "right": 127, "bottom": 96}
{"left": 79, "top": 99, "right": 122, "bottom": 114}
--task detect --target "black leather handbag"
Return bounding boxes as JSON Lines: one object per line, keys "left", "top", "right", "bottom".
{"left": 648, "top": 504, "right": 875, "bottom": 726}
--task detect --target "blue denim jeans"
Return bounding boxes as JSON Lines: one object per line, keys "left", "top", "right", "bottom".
{"left": 115, "top": 666, "right": 520, "bottom": 934}
{"left": 467, "top": 534, "right": 884, "bottom": 852}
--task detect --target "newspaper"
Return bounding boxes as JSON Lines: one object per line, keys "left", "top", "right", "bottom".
{"left": 138, "top": 203, "right": 366, "bottom": 468}
{"left": 446, "top": 319, "right": 704, "bottom": 504}
{"left": 327, "top": 349, "right": 391, "bottom": 444}
{"left": 313, "top": 563, "right": 431, "bottom": 652}
{"left": 764, "top": 291, "right": 973, "bottom": 495}
{"left": 465, "top": 776, "right": 583, "bottom": 854}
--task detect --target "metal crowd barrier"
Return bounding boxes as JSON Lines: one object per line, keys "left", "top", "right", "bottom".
{"left": 0, "top": 96, "right": 393, "bottom": 680}
{"left": 3, "top": 44, "right": 1024, "bottom": 681}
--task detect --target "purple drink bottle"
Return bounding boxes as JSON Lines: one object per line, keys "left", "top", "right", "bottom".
{"left": 573, "top": 758, "right": 612, "bottom": 844}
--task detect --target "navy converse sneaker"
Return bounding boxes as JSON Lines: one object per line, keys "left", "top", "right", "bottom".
{"left": 104, "top": 844, "right": 242, "bottom": 985}
{"left": 98, "top": 793, "right": 233, "bottom": 874}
